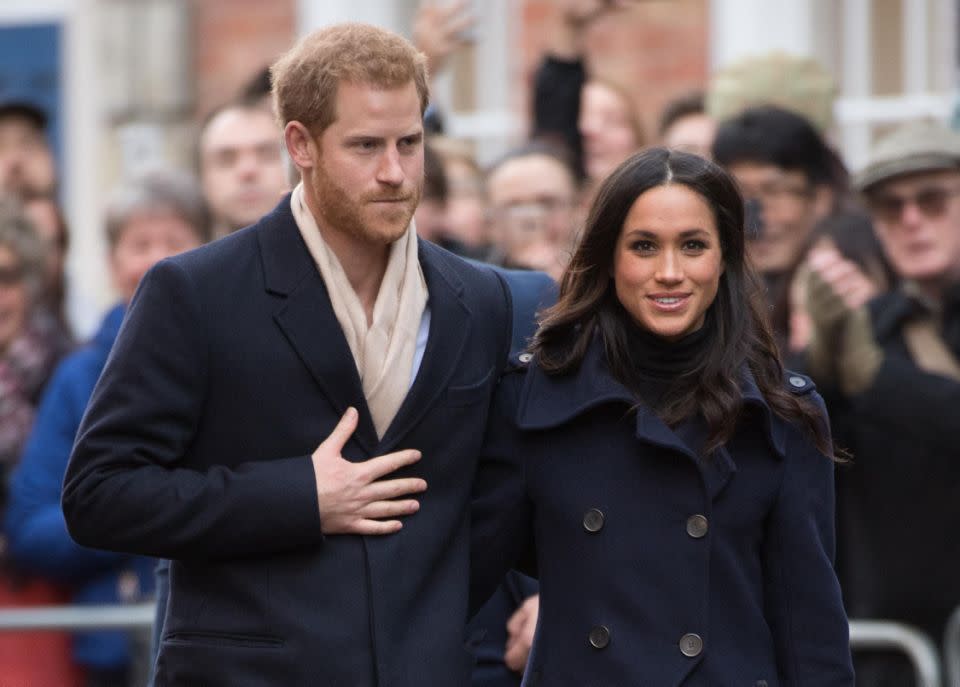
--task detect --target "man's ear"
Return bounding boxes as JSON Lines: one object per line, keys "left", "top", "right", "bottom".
{"left": 284, "top": 121, "right": 315, "bottom": 170}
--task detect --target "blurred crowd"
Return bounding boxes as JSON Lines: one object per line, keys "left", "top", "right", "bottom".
{"left": 0, "top": 1, "right": 957, "bottom": 686}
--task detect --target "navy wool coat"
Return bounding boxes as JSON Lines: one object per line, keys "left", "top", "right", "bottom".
{"left": 62, "top": 197, "right": 513, "bottom": 687}
{"left": 471, "top": 338, "right": 854, "bottom": 686}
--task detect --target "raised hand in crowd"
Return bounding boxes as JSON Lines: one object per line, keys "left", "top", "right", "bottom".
{"left": 804, "top": 242, "right": 883, "bottom": 394}
{"left": 413, "top": 0, "right": 476, "bottom": 78}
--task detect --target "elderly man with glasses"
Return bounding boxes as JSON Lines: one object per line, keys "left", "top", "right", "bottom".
{"left": 805, "top": 121, "right": 960, "bottom": 687}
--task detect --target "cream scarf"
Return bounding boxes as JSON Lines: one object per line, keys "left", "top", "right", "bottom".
{"left": 290, "top": 182, "right": 428, "bottom": 438}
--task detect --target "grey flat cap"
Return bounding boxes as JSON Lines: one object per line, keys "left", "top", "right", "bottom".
{"left": 854, "top": 121, "right": 960, "bottom": 192}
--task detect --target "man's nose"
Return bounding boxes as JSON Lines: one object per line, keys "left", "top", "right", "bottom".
{"left": 376, "top": 148, "right": 404, "bottom": 186}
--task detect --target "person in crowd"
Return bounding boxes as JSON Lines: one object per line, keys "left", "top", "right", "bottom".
{"left": 62, "top": 23, "right": 514, "bottom": 686}
{"left": 657, "top": 91, "right": 716, "bottom": 160}
{"left": 0, "top": 94, "right": 56, "bottom": 198}
{"left": 0, "top": 196, "right": 78, "bottom": 685}
{"left": 21, "top": 190, "right": 71, "bottom": 337}
{"left": 485, "top": 141, "right": 582, "bottom": 280}
{"left": 428, "top": 136, "right": 492, "bottom": 258}
{"left": 712, "top": 105, "right": 847, "bottom": 359}
{"left": 198, "top": 99, "right": 290, "bottom": 238}
{"left": 531, "top": 0, "right": 636, "bottom": 181}
{"left": 471, "top": 148, "right": 853, "bottom": 685}
{"left": 0, "top": 198, "right": 63, "bottom": 490}
{"left": 578, "top": 78, "right": 645, "bottom": 189}
{"left": 788, "top": 210, "right": 893, "bottom": 360}
{"left": 5, "top": 169, "right": 209, "bottom": 687}
{"left": 414, "top": 139, "right": 474, "bottom": 256}
{"left": 805, "top": 120, "right": 960, "bottom": 687}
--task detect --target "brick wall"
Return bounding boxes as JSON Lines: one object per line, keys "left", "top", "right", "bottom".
{"left": 191, "top": 0, "right": 297, "bottom": 118}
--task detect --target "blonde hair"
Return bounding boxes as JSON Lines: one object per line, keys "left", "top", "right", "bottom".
{"left": 271, "top": 22, "right": 429, "bottom": 135}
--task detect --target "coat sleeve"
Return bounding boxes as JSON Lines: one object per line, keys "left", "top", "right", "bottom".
{"left": 853, "top": 355, "right": 960, "bottom": 450}
{"left": 762, "top": 392, "right": 854, "bottom": 685}
{"left": 470, "top": 371, "right": 535, "bottom": 617}
{"left": 62, "top": 259, "right": 324, "bottom": 561}
{"left": 5, "top": 355, "right": 126, "bottom": 580}
{"left": 531, "top": 56, "right": 586, "bottom": 179}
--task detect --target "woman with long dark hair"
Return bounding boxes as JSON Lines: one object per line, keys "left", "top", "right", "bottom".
{"left": 472, "top": 148, "right": 853, "bottom": 685}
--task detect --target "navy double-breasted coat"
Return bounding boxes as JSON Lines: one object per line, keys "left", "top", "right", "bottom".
{"left": 62, "top": 197, "right": 513, "bottom": 686}
{"left": 471, "top": 339, "right": 854, "bottom": 686}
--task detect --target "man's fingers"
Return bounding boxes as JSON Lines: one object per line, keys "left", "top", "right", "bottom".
{"left": 364, "top": 477, "right": 428, "bottom": 501}
{"left": 363, "top": 449, "right": 423, "bottom": 480}
{"left": 350, "top": 518, "right": 405, "bottom": 535}
{"left": 358, "top": 499, "right": 421, "bottom": 520}
{"left": 321, "top": 407, "right": 358, "bottom": 454}
{"left": 506, "top": 606, "right": 528, "bottom": 635}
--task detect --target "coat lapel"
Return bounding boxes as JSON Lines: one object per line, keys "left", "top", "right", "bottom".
{"left": 258, "top": 197, "right": 379, "bottom": 455}
{"left": 518, "top": 334, "right": 739, "bottom": 499}
{"left": 378, "top": 241, "right": 471, "bottom": 453}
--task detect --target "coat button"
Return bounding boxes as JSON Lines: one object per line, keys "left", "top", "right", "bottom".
{"left": 789, "top": 375, "right": 806, "bottom": 388}
{"left": 686, "top": 514, "right": 708, "bottom": 539}
{"left": 588, "top": 625, "right": 610, "bottom": 649}
{"left": 679, "top": 633, "right": 703, "bottom": 657}
{"left": 582, "top": 508, "right": 605, "bottom": 533}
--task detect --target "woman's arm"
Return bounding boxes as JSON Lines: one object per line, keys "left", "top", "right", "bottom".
{"left": 762, "top": 392, "right": 855, "bottom": 685}
{"left": 470, "top": 371, "right": 535, "bottom": 617}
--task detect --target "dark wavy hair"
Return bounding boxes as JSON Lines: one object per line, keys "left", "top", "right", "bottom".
{"left": 531, "top": 147, "right": 832, "bottom": 456}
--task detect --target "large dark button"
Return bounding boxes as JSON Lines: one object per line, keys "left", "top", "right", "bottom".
{"left": 686, "top": 514, "right": 708, "bottom": 539}
{"left": 582, "top": 508, "right": 605, "bottom": 533}
{"left": 588, "top": 625, "right": 610, "bottom": 649}
{"left": 679, "top": 633, "right": 703, "bottom": 657}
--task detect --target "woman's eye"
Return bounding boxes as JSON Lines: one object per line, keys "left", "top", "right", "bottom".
{"left": 631, "top": 241, "right": 655, "bottom": 252}
{"left": 683, "top": 240, "right": 707, "bottom": 251}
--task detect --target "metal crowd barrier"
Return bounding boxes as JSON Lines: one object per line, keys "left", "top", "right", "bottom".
{"left": 849, "top": 619, "right": 942, "bottom": 687}
{"left": 944, "top": 606, "right": 960, "bottom": 687}
{"left": 0, "top": 604, "right": 953, "bottom": 687}
{"left": 0, "top": 601, "right": 155, "bottom": 631}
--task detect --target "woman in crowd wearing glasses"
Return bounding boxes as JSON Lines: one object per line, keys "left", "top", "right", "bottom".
{"left": 471, "top": 148, "right": 854, "bottom": 685}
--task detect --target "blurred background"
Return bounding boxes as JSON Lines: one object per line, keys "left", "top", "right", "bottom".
{"left": 0, "top": 0, "right": 956, "bottom": 338}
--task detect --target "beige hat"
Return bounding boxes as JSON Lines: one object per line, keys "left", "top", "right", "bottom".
{"left": 854, "top": 121, "right": 960, "bottom": 192}
{"left": 706, "top": 52, "right": 835, "bottom": 131}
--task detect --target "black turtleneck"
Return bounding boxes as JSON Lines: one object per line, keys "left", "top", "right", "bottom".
{"left": 619, "top": 318, "right": 713, "bottom": 414}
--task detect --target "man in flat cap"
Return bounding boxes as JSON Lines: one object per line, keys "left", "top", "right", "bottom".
{"left": 806, "top": 120, "right": 960, "bottom": 686}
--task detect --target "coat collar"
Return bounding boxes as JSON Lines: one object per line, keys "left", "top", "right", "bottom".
{"left": 516, "top": 335, "right": 787, "bottom": 464}
{"left": 258, "top": 196, "right": 470, "bottom": 454}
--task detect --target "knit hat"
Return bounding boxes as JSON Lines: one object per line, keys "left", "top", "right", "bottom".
{"left": 706, "top": 52, "right": 835, "bottom": 131}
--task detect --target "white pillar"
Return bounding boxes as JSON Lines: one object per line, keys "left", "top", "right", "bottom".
{"left": 839, "top": 0, "right": 872, "bottom": 173}
{"left": 903, "top": 0, "right": 929, "bottom": 96}
{"left": 63, "top": 0, "right": 108, "bottom": 338}
{"left": 709, "top": 0, "right": 819, "bottom": 70}
{"left": 297, "top": 0, "right": 405, "bottom": 35}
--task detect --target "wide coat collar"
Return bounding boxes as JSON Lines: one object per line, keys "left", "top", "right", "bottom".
{"left": 515, "top": 334, "right": 787, "bottom": 497}
{"left": 256, "top": 195, "right": 471, "bottom": 455}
